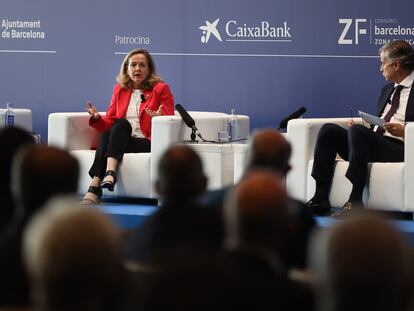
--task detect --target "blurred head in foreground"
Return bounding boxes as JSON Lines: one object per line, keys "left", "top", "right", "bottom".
{"left": 224, "top": 170, "right": 290, "bottom": 253}
{"left": 310, "top": 213, "right": 410, "bottom": 311}
{"left": 12, "top": 145, "right": 79, "bottom": 218}
{"left": 23, "top": 197, "right": 124, "bottom": 311}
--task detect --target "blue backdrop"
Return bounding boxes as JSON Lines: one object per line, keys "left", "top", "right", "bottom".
{"left": 1, "top": 0, "right": 413, "bottom": 139}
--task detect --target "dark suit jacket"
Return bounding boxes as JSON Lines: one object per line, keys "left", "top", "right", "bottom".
{"left": 215, "top": 249, "right": 315, "bottom": 310}
{"left": 376, "top": 82, "right": 414, "bottom": 121}
{"left": 138, "top": 249, "right": 315, "bottom": 311}
{"left": 124, "top": 201, "right": 223, "bottom": 268}
{"left": 0, "top": 217, "right": 30, "bottom": 306}
{"left": 203, "top": 187, "right": 316, "bottom": 269}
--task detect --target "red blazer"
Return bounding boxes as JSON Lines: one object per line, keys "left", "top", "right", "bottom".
{"left": 89, "top": 81, "right": 174, "bottom": 140}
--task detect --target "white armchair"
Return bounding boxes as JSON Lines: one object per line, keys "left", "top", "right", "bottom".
{"left": 286, "top": 118, "right": 414, "bottom": 212}
{"left": 48, "top": 111, "right": 249, "bottom": 199}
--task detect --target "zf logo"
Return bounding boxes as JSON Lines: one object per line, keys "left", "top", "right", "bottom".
{"left": 338, "top": 18, "right": 367, "bottom": 44}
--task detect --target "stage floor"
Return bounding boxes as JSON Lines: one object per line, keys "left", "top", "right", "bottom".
{"left": 95, "top": 197, "right": 414, "bottom": 245}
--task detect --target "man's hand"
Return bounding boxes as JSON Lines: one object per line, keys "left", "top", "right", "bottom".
{"left": 384, "top": 122, "right": 405, "bottom": 137}
{"left": 144, "top": 105, "right": 163, "bottom": 118}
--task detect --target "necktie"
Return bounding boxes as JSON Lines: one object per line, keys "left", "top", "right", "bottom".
{"left": 376, "top": 85, "right": 404, "bottom": 135}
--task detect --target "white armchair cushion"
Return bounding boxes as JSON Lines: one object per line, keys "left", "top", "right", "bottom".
{"left": 368, "top": 162, "right": 404, "bottom": 211}
{"left": 306, "top": 160, "right": 404, "bottom": 211}
{"left": 70, "top": 150, "right": 95, "bottom": 194}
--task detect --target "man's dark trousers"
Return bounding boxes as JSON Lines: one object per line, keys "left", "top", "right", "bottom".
{"left": 311, "top": 123, "right": 404, "bottom": 199}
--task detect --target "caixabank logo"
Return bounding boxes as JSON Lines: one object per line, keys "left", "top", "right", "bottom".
{"left": 198, "top": 18, "right": 293, "bottom": 44}
{"left": 338, "top": 18, "right": 414, "bottom": 46}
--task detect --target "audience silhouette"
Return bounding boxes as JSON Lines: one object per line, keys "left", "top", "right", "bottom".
{"left": 310, "top": 212, "right": 411, "bottom": 311}
{"left": 0, "top": 126, "right": 35, "bottom": 233}
{"left": 23, "top": 197, "right": 125, "bottom": 311}
{"left": 0, "top": 125, "right": 413, "bottom": 311}
{"left": 125, "top": 145, "right": 222, "bottom": 269}
{"left": 0, "top": 145, "right": 79, "bottom": 307}
{"left": 144, "top": 170, "right": 315, "bottom": 310}
{"left": 123, "top": 145, "right": 223, "bottom": 310}
{"left": 219, "top": 170, "right": 315, "bottom": 310}
{"left": 204, "top": 129, "right": 316, "bottom": 270}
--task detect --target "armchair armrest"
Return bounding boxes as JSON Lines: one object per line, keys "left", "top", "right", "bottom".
{"left": 404, "top": 122, "right": 414, "bottom": 210}
{"left": 286, "top": 117, "right": 360, "bottom": 200}
{"left": 149, "top": 111, "right": 250, "bottom": 189}
{"left": 150, "top": 115, "right": 182, "bottom": 189}
{"left": 48, "top": 112, "right": 104, "bottom": 150}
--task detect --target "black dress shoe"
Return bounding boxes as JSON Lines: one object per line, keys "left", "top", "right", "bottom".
{"left": 304, "top": 198, "right": 332, "bottom": 216}
{"left": 331, "top": 201, "right": 363, "bottom": 218}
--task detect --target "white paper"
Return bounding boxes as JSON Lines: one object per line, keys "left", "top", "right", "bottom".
{"left": 358, "top": 111, "right": 385, "bottom": 128}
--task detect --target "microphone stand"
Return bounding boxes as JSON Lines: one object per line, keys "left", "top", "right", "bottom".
{"left": 182, "top": 128, "right": 199, "bottom": 144}
{"left": 190, "top": 128, "right": 198, "bottom": 143}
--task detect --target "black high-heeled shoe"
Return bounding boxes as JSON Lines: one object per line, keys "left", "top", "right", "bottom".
{"left": 101, "top": 170, "right": 117, "bottom": 192}
{"left": 80, "top": 185, "right": 102, "bottom": 205}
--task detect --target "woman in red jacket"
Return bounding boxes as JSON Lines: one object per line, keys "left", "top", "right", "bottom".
{"left": 82, "top": 49, "right": 174, "bottom": 204}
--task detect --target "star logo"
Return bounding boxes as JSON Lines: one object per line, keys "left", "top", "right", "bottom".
{"left": 199, "top": 18, "right": 222, "bottom": 43}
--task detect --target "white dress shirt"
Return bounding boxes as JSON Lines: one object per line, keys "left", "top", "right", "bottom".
{"left": 379, "top": 70, "right": 414, "bottom": 141}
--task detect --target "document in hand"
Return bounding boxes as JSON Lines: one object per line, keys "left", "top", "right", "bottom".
{"left": 358, "top": 111, "right": 385, "bottom": 128}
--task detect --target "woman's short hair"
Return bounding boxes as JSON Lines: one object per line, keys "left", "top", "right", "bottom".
{"left": 116, "top": 48, "right": 161, "bottom": 90}
{"left": 380, "top": 40, "right": 414, "bottom": 71}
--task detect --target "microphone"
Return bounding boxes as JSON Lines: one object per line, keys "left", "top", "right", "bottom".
{"left": 175, "top": 104, "right": 201, "bottom": 137}
{"left": 140, "top": 94, "right": 146, "bottom": 102}
{"left": 278, "top": 106, "right": 307, "bottom": 129}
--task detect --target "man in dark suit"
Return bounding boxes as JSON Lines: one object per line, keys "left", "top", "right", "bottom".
{"left": 123, "top": 145, "right": 223, "bottom": 311}
{"left": 124, "top": 145, "right": 222, "bottom": 270}
{"left": 306, "top": 40, "right": 414, "bottom": 216}
{"left": 204, "top": 129, "right": 316, "bottom": 270}
{"left": 220, "top": 171, "right": 315, "bottom": 310}
{"left": 142, "top": 170, "right": 315, "bottom": 311}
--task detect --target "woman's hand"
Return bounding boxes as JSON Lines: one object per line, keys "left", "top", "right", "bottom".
{"left": 347, "top": 119, "right": 355, "bottom": 127}
{"left": 384, "top": 122, "right": 405, "bottom": 137}
{"left": 144, "top": 105, "right": 163, "bottom": 118}
{"left": 86, "top": 101, "right": 100, "bottom": 119}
